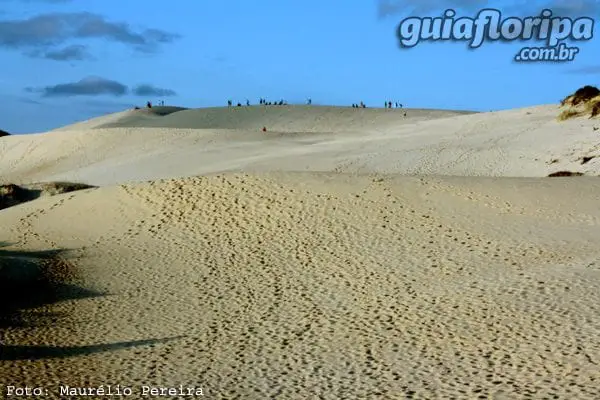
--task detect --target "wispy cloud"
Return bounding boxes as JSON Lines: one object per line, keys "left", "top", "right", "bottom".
{"left": 27, "top": 76, "right": 129, "bottom": 97}
{"left": 132, "top": 84, "right": 177, "bottom": 97}
{"left": 376, "top": 0, "right": 600, "bottom": 17}
{"left": 25, "top": 77, "right": 178, "bottom": 98}
{"left": 19, "top": 97, "right": 44, "bottom": 105}
{"left": 28, "top": 44, "right": 93, "bottom": 61}
{"left": 566, "top": 65, "right": 600, "bottom": 74}
{"left": 377, "top": 0, "right": 487, "bottom": 17}
{"left": 0, "top": 12, "right": 180, "bottom": 60}
{"left": 504, "top": 0, "right": 600, "bottom": 17}
{"left": 546, "top": 0, "right": 600, "bottom": 16}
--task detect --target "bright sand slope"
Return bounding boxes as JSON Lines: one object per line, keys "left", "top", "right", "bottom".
{"left": 1, "top": 104, "right": 599, "bottom": 185}
{"left": 0, "top": 105, "right": 599, "bottom": 399}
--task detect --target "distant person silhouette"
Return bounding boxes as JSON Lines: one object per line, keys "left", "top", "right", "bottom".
{"left": 246, "top": 99, "right": 250, "bottom": 106}
{"left": 228, "top": 100, "right": 232, "bottom": 107}
{"left": 147, "top": 101, "right": 152, "bottom": 108}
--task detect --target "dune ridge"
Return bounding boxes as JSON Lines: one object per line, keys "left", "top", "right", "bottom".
{"left": 1, "top": 104, "right": 599, "bottom": 186}
{"left": 93, "top": 105, "right": 473, "bottom": 131}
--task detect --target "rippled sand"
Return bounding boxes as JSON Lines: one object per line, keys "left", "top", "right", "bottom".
{"left": 1, "top": 172, "right": 599, "bottom": 399}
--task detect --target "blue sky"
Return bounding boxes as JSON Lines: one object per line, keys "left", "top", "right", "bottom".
{"left": 1, "top": 0, "right": 599, "bottom": 133}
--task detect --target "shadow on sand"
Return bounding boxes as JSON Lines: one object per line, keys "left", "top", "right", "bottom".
{"left": 0, "top": 242, "right": 184, "bottom": 360}
{"left": 0, "top": 242, "right": 102, "bottom": 329}
{"left": 1, "top": 337, "right": 185, "bottom": 361}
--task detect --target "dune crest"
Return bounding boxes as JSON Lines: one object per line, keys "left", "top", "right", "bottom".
{"left": 2, "top": 104, "right": 599, "bottom": 185}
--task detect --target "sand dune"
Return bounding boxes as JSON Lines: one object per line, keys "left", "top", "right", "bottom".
{"left": 1, "top": 104, "right": 600, "bottom": 398}
{"left": 50, "top": 105, "right": 472, "bottom": 132}
{"left": 93, "top": 105, "right": 472, "bottom": 131}
{"left": 1, "top": 173, "right": 599, "bottom": 398}
{"left": 1, "top": 104, "right": 599, "bottom": 186}
{"left": 50, "top": 106, "right": 189, "bottom": 132}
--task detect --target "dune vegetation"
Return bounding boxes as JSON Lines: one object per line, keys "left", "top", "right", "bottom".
{"left": 0, "top": 182, "right": 95, "bottom": 211}
{"left": 558, "top": 85, "right": 600, "bottom": 120}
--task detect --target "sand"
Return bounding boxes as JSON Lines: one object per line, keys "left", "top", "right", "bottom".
{"left": 1, "top": 104, "right": 599, "bottom": 187}
{"left": 0, "top": 105, "right": 599, "bottom": 399}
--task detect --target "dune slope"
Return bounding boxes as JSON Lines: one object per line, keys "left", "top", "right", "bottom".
{"left": 94, "top": 105, "right": 473, "bottom": 131}
{"left": 1, "top": 173, "right": 599, "bottom": 398}
{"left": 1, "top": 104, "right": 599, "bottom": 186}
